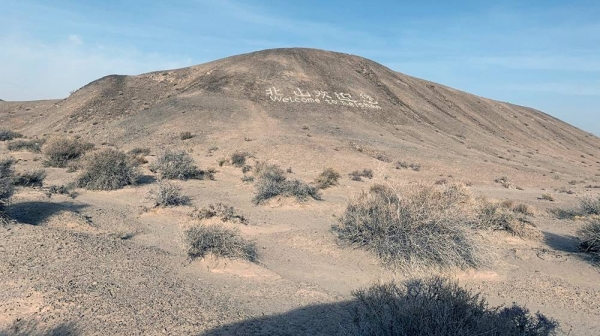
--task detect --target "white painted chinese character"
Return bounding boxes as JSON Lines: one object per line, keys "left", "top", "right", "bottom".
{"left": 294, "top": 88, "right": 311, "bottom": 97}
{"left": 335, "top": 92, "right": 357, "bottom": 104}
{"left": 313, "top": 90, "right": 331, "bottom": 99}
{"left": 360, "top": 93, "right": 379, "bottom": 105}
{"left": 266, "top": 87, "right": 283, "bottom": 101}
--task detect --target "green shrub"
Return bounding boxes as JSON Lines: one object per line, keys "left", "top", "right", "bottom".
{"left": 151, "top": 181, "right": 190, "bottom": 207}
{"left": 77, "top": 149, "right": 139, "bottom": 190}
{"left": 7, "top": 139, "right": 45, "bottom": 153}
{"left": 333, "top": 184, "right": 483, "bottom": 269}
{"left": 578, "top": 219, "right": 600, "bottom": 261}
{"left": 0, "top": 129, "right": 23, "bottom": 141}
{"left": 349, "top": 169, "right": 373, "bottom": 181}
{"left": 42, "top": 137, "right": 94, "bottom": 167}
{"left": 150, "top": 150, "right": 206, "bottom": 180}
{"left": 185, "top": 224, "right": 257, "bottom": 262}
{"left": 190, "top": 203, "right": 247, "bottom": 224}
{"left": 12, "top": 170, "right": 46, "bottom": 187}
{"left": 253, "top": 163, "right": 321, "bottom": 204}
{"left": 350, "top": 277, "right": 558, "bottom": 336}
{"left": 315, "top": 167, "right": 341, "bottom": 189}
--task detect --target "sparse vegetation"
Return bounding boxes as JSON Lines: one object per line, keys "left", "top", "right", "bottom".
{"left": 349, "top": 169, "right": 374, "bottom": 181}
{"left": 42, "top": 137, "right": 94, "bottom": 167}
{"left": 7, "top": 139, "right": 45, "bottom": 153}
{"left": 190, "top": 203, "right": 247, "bottom": 224}
{"left": 241, "top": 175, "right": 254, "bottom": 183}
{"left": 253, "top": 163, "right": 321, "bottom": 204}
{"left": 315, "top": 167, "right": 341, "bottom": 189}
{"left": 151, "top": 181, "right": 190, "bottom": 207}
{"left": 541, "top": 193, "right": 555, "bottom": 201}
{"left": 475, "top": 201, "right": 536, "bottom": 237}
{"left": 395, "top": 161, "right": 421, "bottom": 171}
{"left": 495, "top": 176, "right": 515, "bottom": 189}
{"left": 150, "top": 150, "right": 208, "bottom": 180}
{"left": 0, "top": 129, "right": 23, "bottom": 141}
{"left": 180, "top": 131, "right": 194, "bottom": 140}
{"left": 47, "top": 184, "right": 77, "bottom": 198}
{"left": 12, "top": 170, "right": 46, "bottom": 187}
{"left": 577, "top": 219, "right": 600, "bottom": 262}
{"left": 333, "top": 184, "right": 483, "bottom": 269}
{"left": 185, "top": 224, "right": 257, "bottom": 262}
{"left": 350, "top": 277, "right": 558, "bottom": 336}
{"left": 127, "top": 147, "right": 151, "bottom": 156}
{"left": 77, "top": 149, "right": 140, "bottom": 190}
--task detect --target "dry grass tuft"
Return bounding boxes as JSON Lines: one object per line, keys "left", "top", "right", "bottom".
{"left": 0, "top": 129, "right": 23, "bottom": 141}
{"left": 0, "top": 158, "right": 15, "bottom": 212}
{"left": 190, "top": 203, "right": 247, "bottom": 224}
{"left": 12, "top": 170, "right": 46, "bottom": 187}
{"left": 7, "top": 139, "right": 45, "bottom": 153}
{"left": 151, "top": 181, "right": 190, "bottom": 207}
{"left": 349, "top": 169, "right": 374, "bottom": 181}
{"left": 578, "top": 219, "right": 600, "bottom": 262}
{"left": 185, "top": 224, "right": 257, "bottom": 262}
{"left": 253, "top": 162, "right": 321, "bottom": 204}
{"left": 150, "top": 150, "right": 209, "bottom": 180}
{"left": 315, "top": 167, "right": 341, "bottom": 189}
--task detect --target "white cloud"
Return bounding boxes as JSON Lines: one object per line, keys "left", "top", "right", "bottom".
{"left": 68, "top": 34, "right": 83, "bottom": 45}
{"left": 0, "top": 34, "right": 193, "bottom": 101}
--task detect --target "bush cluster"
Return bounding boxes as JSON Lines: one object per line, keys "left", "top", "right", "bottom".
{"left": 42, "top": 137, "right": 94, "bottom": 167}
{"left": 350, "top": 277, "right": 558, "bottom": 336}
{"left": 0, "top": 129, "right": 23, "bottom": 141}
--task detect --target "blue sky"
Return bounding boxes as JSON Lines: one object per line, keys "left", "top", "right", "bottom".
{"left": 1, "top": 1, "right": 599, "bottom": 135}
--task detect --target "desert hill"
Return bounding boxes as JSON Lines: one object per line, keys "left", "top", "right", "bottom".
{"left": 1, "top": 48, "right": 599, "bottom": 186}
{"left": 1, "top": 48, "right": 600, "bottom": 335}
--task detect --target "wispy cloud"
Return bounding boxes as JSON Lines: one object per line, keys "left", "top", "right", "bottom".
{"left": 0, "top": 34, "right": 192, "bottom": 101}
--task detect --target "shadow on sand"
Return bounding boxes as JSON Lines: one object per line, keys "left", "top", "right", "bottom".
{"left": 6, "top": 201, "right": 88, "bottom": 226}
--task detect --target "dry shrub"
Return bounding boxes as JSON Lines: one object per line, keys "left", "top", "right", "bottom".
{"left": 315, "top": 167, "right": 341, "bottom": 189}
{"left": 47, "top": 183, "right": 77, "bottom": 198}
{"left": 580, "top": 195, "right": 600, "bottom": 216}
{"left": 332, "top": 183, "right": 484, "bottom": 270}
{"left": 541, "top": 193, "right": 555, "bottom": 202}
{"left": 150, "top": 150, "right": 208, "bottom": 180}
{"left": 151, "top": 181, "right": 190, "bottom": 207}
{"left": 43, "top": 137, "right": 94, "bottom": 167}
{"left": 475, "top": 200, "right": 537, "bottom": 238}
{"left": 77, "top": 149, "right": 139, "bottom": 190}
{"left": 0, "top": 158, "right": 15, "bottom": 212}
{"left": 185, "top": 224, "right": 257, "bottom": 262}
{"left": 0, "top": 129, "right": 23, "bottom": 141}
{"left": 127, "top": 147, "right": 151, "bottom": 156}
{"left": 349, "top": 277, "right": 558, "bottom": 336}
{"left": 230, "top": 151, "right": 250, "bottom": 167}
{"left": 494, "top": 176, "right": 515, "bottom": 189}
{"left": 578, "top": 219, "right": 600, "bottom": 262}
{"left": 349, "top": 169, "right": 374, "bottom": 181}
{"left": 190, "top": 203, "right": 247, "bottom": 224}
{"left": 253, "top": 163, "right": 321, "bottom": 204}
{"left": 395, "top": 161, "right": 421, "bottom": 171}
{"left": 7, "top": 139, "right": 45, "bottom": 153}
{"left": 180, "top": 131, "right": 194, "bottom": 140}
{"left": 12, "top": 170, "right": 46, "bottom": 187}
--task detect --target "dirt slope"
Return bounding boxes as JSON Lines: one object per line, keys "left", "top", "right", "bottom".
{"left": 1, "top": 48, "right": 600, "bottom": 335}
